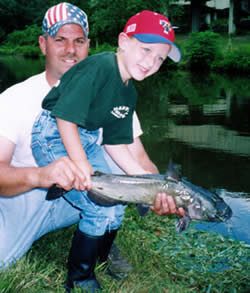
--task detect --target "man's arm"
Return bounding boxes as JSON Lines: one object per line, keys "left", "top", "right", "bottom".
{"left": 0, "top": 136, "right": 80, "bottom": 197}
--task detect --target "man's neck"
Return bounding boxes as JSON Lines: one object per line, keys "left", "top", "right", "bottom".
{"left": 45, "top": 71, "right": 60, "bottom": 88}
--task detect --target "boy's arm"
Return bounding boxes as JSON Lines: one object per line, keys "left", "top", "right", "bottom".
{"left": 128, "top": 137, "right": 159, "bottom": 174}
{"left": 56, "top": 118, "right": 93, "bottom": 190}
{"left": 104, "top": 144, "right": 149, "bottom": 175}
{"left": 105, "top": 140, "right": 185, "bottom": 217}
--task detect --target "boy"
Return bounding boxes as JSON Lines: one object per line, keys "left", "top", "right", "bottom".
{"left": 31, "top": 10, "right": 181, "bottom": 292}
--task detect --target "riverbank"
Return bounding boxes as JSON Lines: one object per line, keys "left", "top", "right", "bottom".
{"left": 0, "top": 207, "right": 249, "bottom": 292}
{"left": 0, "top": 31, "right": 250, "bottom": 74}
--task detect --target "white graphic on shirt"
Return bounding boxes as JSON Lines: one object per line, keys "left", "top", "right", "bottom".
{"left": 111, "top": 106, "right": 129, "bottom": 119}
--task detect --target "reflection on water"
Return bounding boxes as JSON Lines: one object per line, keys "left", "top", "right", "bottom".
{"left": 1, "top": 57, "right": 250, "bottom": 243}
{"left": 0, "top": 56, "right": 44, "bottom": 92}
{"left": 167, "top": 124, "right": 250, "bottom": 156}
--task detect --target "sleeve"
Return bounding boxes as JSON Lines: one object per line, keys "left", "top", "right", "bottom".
{"left": 132, "top": 112, "right": 143, "bottom": 138}
{"left": 0, "top": 88, "right": 22, "bottom": 143}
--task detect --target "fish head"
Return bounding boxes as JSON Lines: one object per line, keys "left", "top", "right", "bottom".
{"left": 183, "top": 182, "right": 232, "bottom": 222}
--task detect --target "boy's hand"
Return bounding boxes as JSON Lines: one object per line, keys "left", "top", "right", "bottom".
{"left": 73, "top": 159, "right": 94, "bottom": 191}
{"left": 150, "top": 192, "right": 185, "bottom": 217}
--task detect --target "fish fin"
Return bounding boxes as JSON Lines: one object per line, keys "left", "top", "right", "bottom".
{"left": 93, "top": 170, "right": 106, "bottom": 176}
{"left": 46, "top": 184, "right": 67, "bottom": 200}
{"left": 175, "top": 214, "right": 191, "bottom": 233}
{"left": 87, "top": 190, "right": 126, "bottom": 207}
{"left": 166, "top": 159, "right": 181, "bottom": 181}
{"left": 136, "top": 204, "right": 150, "bottom": 217}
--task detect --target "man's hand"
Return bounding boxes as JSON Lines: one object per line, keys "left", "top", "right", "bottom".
{"left": 38, "top": 156, "right": 86, "bottom": 191}
{"left": 150, "top": 192, "right": 185, "bottom": 216}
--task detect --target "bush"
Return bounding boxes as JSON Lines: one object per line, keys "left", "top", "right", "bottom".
{"left": 184, "top": 31, "right": 222, "bottom": 70}
{"left": 213, "top": 47, "right": 250, "bottom": 74}
{"left": 3, "top": 24, "right": 41, "bottom": 47}
{"left": 0, "top": 24, "right": 42, "bottom": 57}
{"left": 89, "top": 42, "right": 116, "bottom": 56}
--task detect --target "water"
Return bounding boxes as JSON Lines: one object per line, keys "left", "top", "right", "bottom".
{"left": 1, "top": 56, "right": 250, "bottom": 244}
{"left": 135, "top": 70, "right": 250, "bottom": 244}
{"left": 195, "top": 190, "right": 250, "bottom": 244}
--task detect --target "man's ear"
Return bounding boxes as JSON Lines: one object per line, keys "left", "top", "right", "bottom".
{"left": 118, "top": 32, "right": 131, "bottom": 51}
{"left": 39, "top": 35, "right": 47, "bottom": 56}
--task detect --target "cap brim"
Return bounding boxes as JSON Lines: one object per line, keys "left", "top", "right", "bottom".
{"left": 134, "top": 34, "right": 181, "bottom": 63}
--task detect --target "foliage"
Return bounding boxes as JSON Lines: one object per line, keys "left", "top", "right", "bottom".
{"left": 89, "top": 43, "right": 116, "bottom": 56}
{"left": 0, "top": 0, "right": 176, "bottom": 44}
{"left": 1, "top": 26, "right": 249, "bottom": 74}
{"left": 213, "top": 47, "right": 250, "bottom": 74}
{"left": 2, "top": 24, "right": 41, "bottom": 47}
{"left": 0, "top": 0, "right": 46, "bottom": 38}
{"left": 86, "top": 0, "right": 171, "bottom": 45}
{"left": 209, "top": 18, "right": 228, "bottom": 32}
{"left": 0, "top": 24, "right": 41, "bottom": 57}
{"left": 0, "top": 45, "right": 41, "bottom": 58}
{"left": 0, "top": 207, "right": 249, "bottom": 292}
{"left": 184, "top": 31, "right": 222, "bottom": 70}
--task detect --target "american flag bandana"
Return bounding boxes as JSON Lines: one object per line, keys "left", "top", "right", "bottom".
{"left": 42, "top": 2, "right": 88, "bottom": 37}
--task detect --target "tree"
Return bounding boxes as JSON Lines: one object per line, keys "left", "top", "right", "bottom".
{"left": 87, "top": 0, "right": 171, "bottom": 45}
{"left": 228, "top": 0, "right": 236, "bottom": 35}
{"left": 189, "top": 0, "right": 207, "bottom": 32}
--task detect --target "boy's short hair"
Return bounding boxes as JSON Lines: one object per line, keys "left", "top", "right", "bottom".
{"left": 42, "top": 2, "right": 88, "bottom": 38}
{"left": 123, "top": 10, "right": 181, "bottom": 62}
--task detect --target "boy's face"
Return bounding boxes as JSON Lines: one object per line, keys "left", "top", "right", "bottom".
{"left": 119, "top": 35, "right": 171, "bottom": 83}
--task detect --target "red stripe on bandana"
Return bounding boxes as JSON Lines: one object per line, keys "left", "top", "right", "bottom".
{"left": 52, "top": 5, "right": 57, "bottom": 24}
{"left": 59, "top": 3, "right": 64, "bottom": 22}
{"left": 47, "top": 8, "right": 53, "bottom": 27}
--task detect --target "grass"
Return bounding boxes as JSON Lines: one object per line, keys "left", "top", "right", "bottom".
{"left": 1, "top": 206, "right": 249, "bottom": 292}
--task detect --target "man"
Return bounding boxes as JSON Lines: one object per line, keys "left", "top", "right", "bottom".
{"left": 0, "top": 2, "right": 184, "bottom": 275}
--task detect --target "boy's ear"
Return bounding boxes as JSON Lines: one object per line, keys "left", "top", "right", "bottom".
{"left": 118, "top": 32, "right": 131, "bottom": 50}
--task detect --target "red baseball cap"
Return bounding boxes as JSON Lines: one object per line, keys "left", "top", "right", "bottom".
{"left": 123, "top": 10, "right": 181, "bottom": 63}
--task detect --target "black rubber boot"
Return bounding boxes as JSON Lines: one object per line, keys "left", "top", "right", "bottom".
{"left": 65, "top": 228, "right": 102, "bottom": 293}
{"left": 98, "top": 229, "right": 118, "bottom": 264}
{"left": 98, "top": 230, "right": 132, "bottom": 281}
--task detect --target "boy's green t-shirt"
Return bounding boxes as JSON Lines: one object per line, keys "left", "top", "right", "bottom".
{"left": 42, "top": 52, "right": 137, "bottom": 145}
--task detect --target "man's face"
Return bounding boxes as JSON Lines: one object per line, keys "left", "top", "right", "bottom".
{"left": 118, "top": 35, "right": 171, "bottom": 83}
{"left": 39, "top": 23, "right": 90, "bottom": 86}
